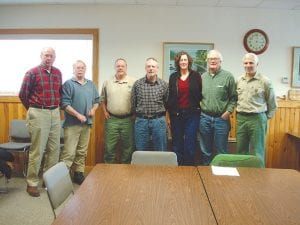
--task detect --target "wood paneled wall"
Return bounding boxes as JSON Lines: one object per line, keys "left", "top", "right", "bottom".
{"left": 1, "top": 98, "right": 299, "bottom": 171}
{"left": 0, "top": 96, "right": 103, "bottom": 172}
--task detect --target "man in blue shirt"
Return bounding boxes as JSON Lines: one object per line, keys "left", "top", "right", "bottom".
{"left": 60, "top": 60, "right": 100, "bottom": 184}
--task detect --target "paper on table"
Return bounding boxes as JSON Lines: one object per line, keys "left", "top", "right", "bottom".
{"left": 211, "top": 166, "right": 240, "bottom": 176}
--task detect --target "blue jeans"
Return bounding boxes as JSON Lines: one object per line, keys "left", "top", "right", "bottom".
{"left": 199, "top": 112, "right": 230, "bottom": 165}
{"left": 134, "top": 116, "right": 167, "bottom": 151}
{"left": 170, "top": 110, "right": 200, "bottom": 165}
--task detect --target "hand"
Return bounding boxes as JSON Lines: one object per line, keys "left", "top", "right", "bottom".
{"left": 221, "top": 111, "right": 230, "bottom": 120}
{"left": 77, "top": 114, "right": 87, "bottom": 123}
{"left": 104, "top": 111, "right": 110, "bottom": 120}
{"left": 88, "top": 108, "right": 96, "bottom": 117}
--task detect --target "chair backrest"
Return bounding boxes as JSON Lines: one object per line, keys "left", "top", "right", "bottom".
{"left": 131, "top": 151, "right": 178, "bottom": 166}
{"left": 10, "top": 120, "right": 30, "bottom": 141}
{"left": 210, "top": 154, "right": 264, "bottom": 168}
{"left": 43, "top": 162, "right": 74, "bottom": 218}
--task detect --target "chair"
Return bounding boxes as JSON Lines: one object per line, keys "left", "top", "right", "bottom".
{"left": 0, "top": 120, "right": 31, "bottom": 176}
{"left": 43, "top": 161, "right": 74, "bottom": 218}
{"left": 131, "top": 151, "right": 178, "bottom": 166}
{"left": 210, "top": 154, "right": 264, "bottom": 168}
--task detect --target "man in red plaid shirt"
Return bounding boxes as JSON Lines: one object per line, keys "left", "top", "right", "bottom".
{"left": 19, "top": 47, "right": 62, "bottom": 197}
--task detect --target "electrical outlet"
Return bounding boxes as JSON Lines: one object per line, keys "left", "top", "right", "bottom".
{"left": 281, "top": 77, "right": 289, "bottom": 84}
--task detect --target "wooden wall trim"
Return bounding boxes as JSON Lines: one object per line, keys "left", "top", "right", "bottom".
{"left": 1, "top": 100, "right": 299, "bottom": 170}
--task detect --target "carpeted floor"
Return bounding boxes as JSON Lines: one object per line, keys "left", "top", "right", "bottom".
{"left": 0, "top": 176, "right": 79, "bottom": 225}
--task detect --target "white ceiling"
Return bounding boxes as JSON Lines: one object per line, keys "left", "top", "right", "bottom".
{"left": 0, "top": 0, "right": 300, "bottom": 10}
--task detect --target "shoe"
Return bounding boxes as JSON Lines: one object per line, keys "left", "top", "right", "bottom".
{"left": 26, "top": 185, "right": 40, "bottom": 197}
{"left": 73, "top": 172, "right": 85, "bottom": 185}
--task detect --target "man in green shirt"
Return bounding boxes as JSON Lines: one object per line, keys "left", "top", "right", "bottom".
{"left": 199, "top": 50, "right": 237, "bottom": 165}
{"left": 236, "top": 53, "right": 277, "bottom": 167}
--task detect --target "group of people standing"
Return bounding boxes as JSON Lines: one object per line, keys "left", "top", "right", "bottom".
{"left": 18, "top": 46, "right": 277, "bottom": 198}
{"left": 101, "top": 49, "right": 277, "bottom": 169}
{"left": 19, "top": 47, "right": 100, "bottom": 197}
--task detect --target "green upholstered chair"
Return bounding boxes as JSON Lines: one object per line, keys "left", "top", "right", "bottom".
{"left": 210, "top": 154, "right": 264, "bottom": 168}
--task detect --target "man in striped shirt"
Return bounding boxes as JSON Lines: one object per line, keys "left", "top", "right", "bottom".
{"left": 19, "top": 47, "right": 62, "bottom": 197}
{"left": 131, "top": 57, "right": 169, "bottom": 151}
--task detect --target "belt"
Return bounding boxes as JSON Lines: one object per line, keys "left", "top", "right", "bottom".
{"left": 202, "top": 111, "right": 223, "bottom": 117}
{"left": 109, "top": 112, "right": 132, "bottom": 119}
{"left": 136, "top": 112, "right": 165, "bottom": 119}
{"left": 30, "top": 104, "right": 58, "bottom": 110}
{"left": 237, "top": 112, "right": 261, "bottom": 116}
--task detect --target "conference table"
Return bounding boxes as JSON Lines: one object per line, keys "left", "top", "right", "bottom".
{"left": 198, "top": 166, "right": 300, "bottom": 225}
{"left": 52, "top": 164, "right": 217, "bottom": 225}
{"left": 53, "top": 164, "right": 300, "bottom": 225}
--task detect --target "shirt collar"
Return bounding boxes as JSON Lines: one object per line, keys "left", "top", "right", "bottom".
{"left": 40, "top": 64, "right": 52, "bottom": 74}
{"left": 209, "top": 68, "right": 222, "bottom": 77}
{"left": 145, "top": 75, "right": 158, "bottom": 85}
{"left": 72, "top": 77, "right": 87, "bottom": 85}
{"left": 242, "top": 72, "right": 261, "bottom": 81}
{"left": 113, "top": 75, "right": 129, "bottom": 84}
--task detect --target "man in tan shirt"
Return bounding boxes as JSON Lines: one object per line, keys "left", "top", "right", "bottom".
{"left": 236, "top": 53, "right": 277, "bottom": 167}
{"left": 100, "top": 58, "right": 136, "bottom": 163}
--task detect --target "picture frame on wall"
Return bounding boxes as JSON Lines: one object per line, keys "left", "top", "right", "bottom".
{"left": 163, "top": 42, "right": 214, "bottom": 81}
{"left": 291, "top": 47, "right": 300, "bottom": 88}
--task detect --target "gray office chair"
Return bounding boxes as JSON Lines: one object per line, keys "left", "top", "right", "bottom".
{"left": 131, "top": 151, "right": 178, "bottom": 166}
{"left": 43, "top": 161, "right": 74, "bottom": 218}
{"left": 210, "top": 154, "right": 264, "bottom": 168}
{"left": 0, "top": 119, "right": 31, "bottom": 176}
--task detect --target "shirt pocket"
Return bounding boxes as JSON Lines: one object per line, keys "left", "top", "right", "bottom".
{"left": 253, "top": 87, "right": 265, "bottom": 98}
{"left": 216, "top": 85, "right": 227, "bottom": 100}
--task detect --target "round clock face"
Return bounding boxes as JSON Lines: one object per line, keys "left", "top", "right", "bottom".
{"left": 243, "top": 29, "right": 269, "bottom": 54}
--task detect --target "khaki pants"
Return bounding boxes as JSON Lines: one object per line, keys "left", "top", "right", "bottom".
{"left": 60, "top": 124, "right": 90, "bottom": 173}
{"left": 26, "top": 107, "right": 60, "bottom": 186}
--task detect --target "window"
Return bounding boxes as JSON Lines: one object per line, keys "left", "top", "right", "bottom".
{"left": 0, "top": 29, "right": 99, "bottom": 96}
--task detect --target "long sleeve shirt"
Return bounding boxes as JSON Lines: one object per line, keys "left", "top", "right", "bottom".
{"left": 200, "top": 68, "right": 237, "bottom": 114}
{"left": 131, "top": 76, "right": 169, "bottom": 116}
{"left": 61, "top": 78, "right": 100, "bottom": 127}
{"left": 19, "top": 64, "right": 62, "bottom": 109}
{"left": 236, "top": 72, "right": 277, "bottom": 119}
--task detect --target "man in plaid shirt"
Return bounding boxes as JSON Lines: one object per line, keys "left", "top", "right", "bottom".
{"left": 19, "top": 47, "right": 62, "bottom": 197}
{"left": 132, "top": 57, "right": 169, "bottom": 151}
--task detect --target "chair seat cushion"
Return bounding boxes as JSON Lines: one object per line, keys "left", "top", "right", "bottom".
{"left": 0, "top": 142, "right": 31, "bottom": 151}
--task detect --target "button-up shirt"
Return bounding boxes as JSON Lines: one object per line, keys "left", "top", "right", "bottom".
{"left": 19, "top": 64, "right": 62, "bottom": 109}
{"left": 236, "top": 72, "right": 277, "bottom": 119}
{"left": 100, "top": 75, "right": 136, "bottom": 116}
{"left": 201, "top": 68, "right": 237, "bottom": 114}
{"left": 132, "top": 76, "right": 168, "bottom": 116}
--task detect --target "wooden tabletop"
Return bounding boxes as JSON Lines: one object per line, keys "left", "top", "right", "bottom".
{"left": 53, "top": 164, "right": 217, "bottom": 225}
{"left": 197, "top": 166, "right": 300, "bottom": 225}
{"left": 287, "top": 131, "right": 300, "bottom": 140}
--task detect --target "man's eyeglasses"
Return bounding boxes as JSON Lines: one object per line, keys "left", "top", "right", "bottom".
{"left": 207, "top": 58, "right": 220, "bottom": 61}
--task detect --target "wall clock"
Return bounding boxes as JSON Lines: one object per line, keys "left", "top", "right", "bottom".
{"left": 243, "top": 29, "right": 269, "bottom": 55}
